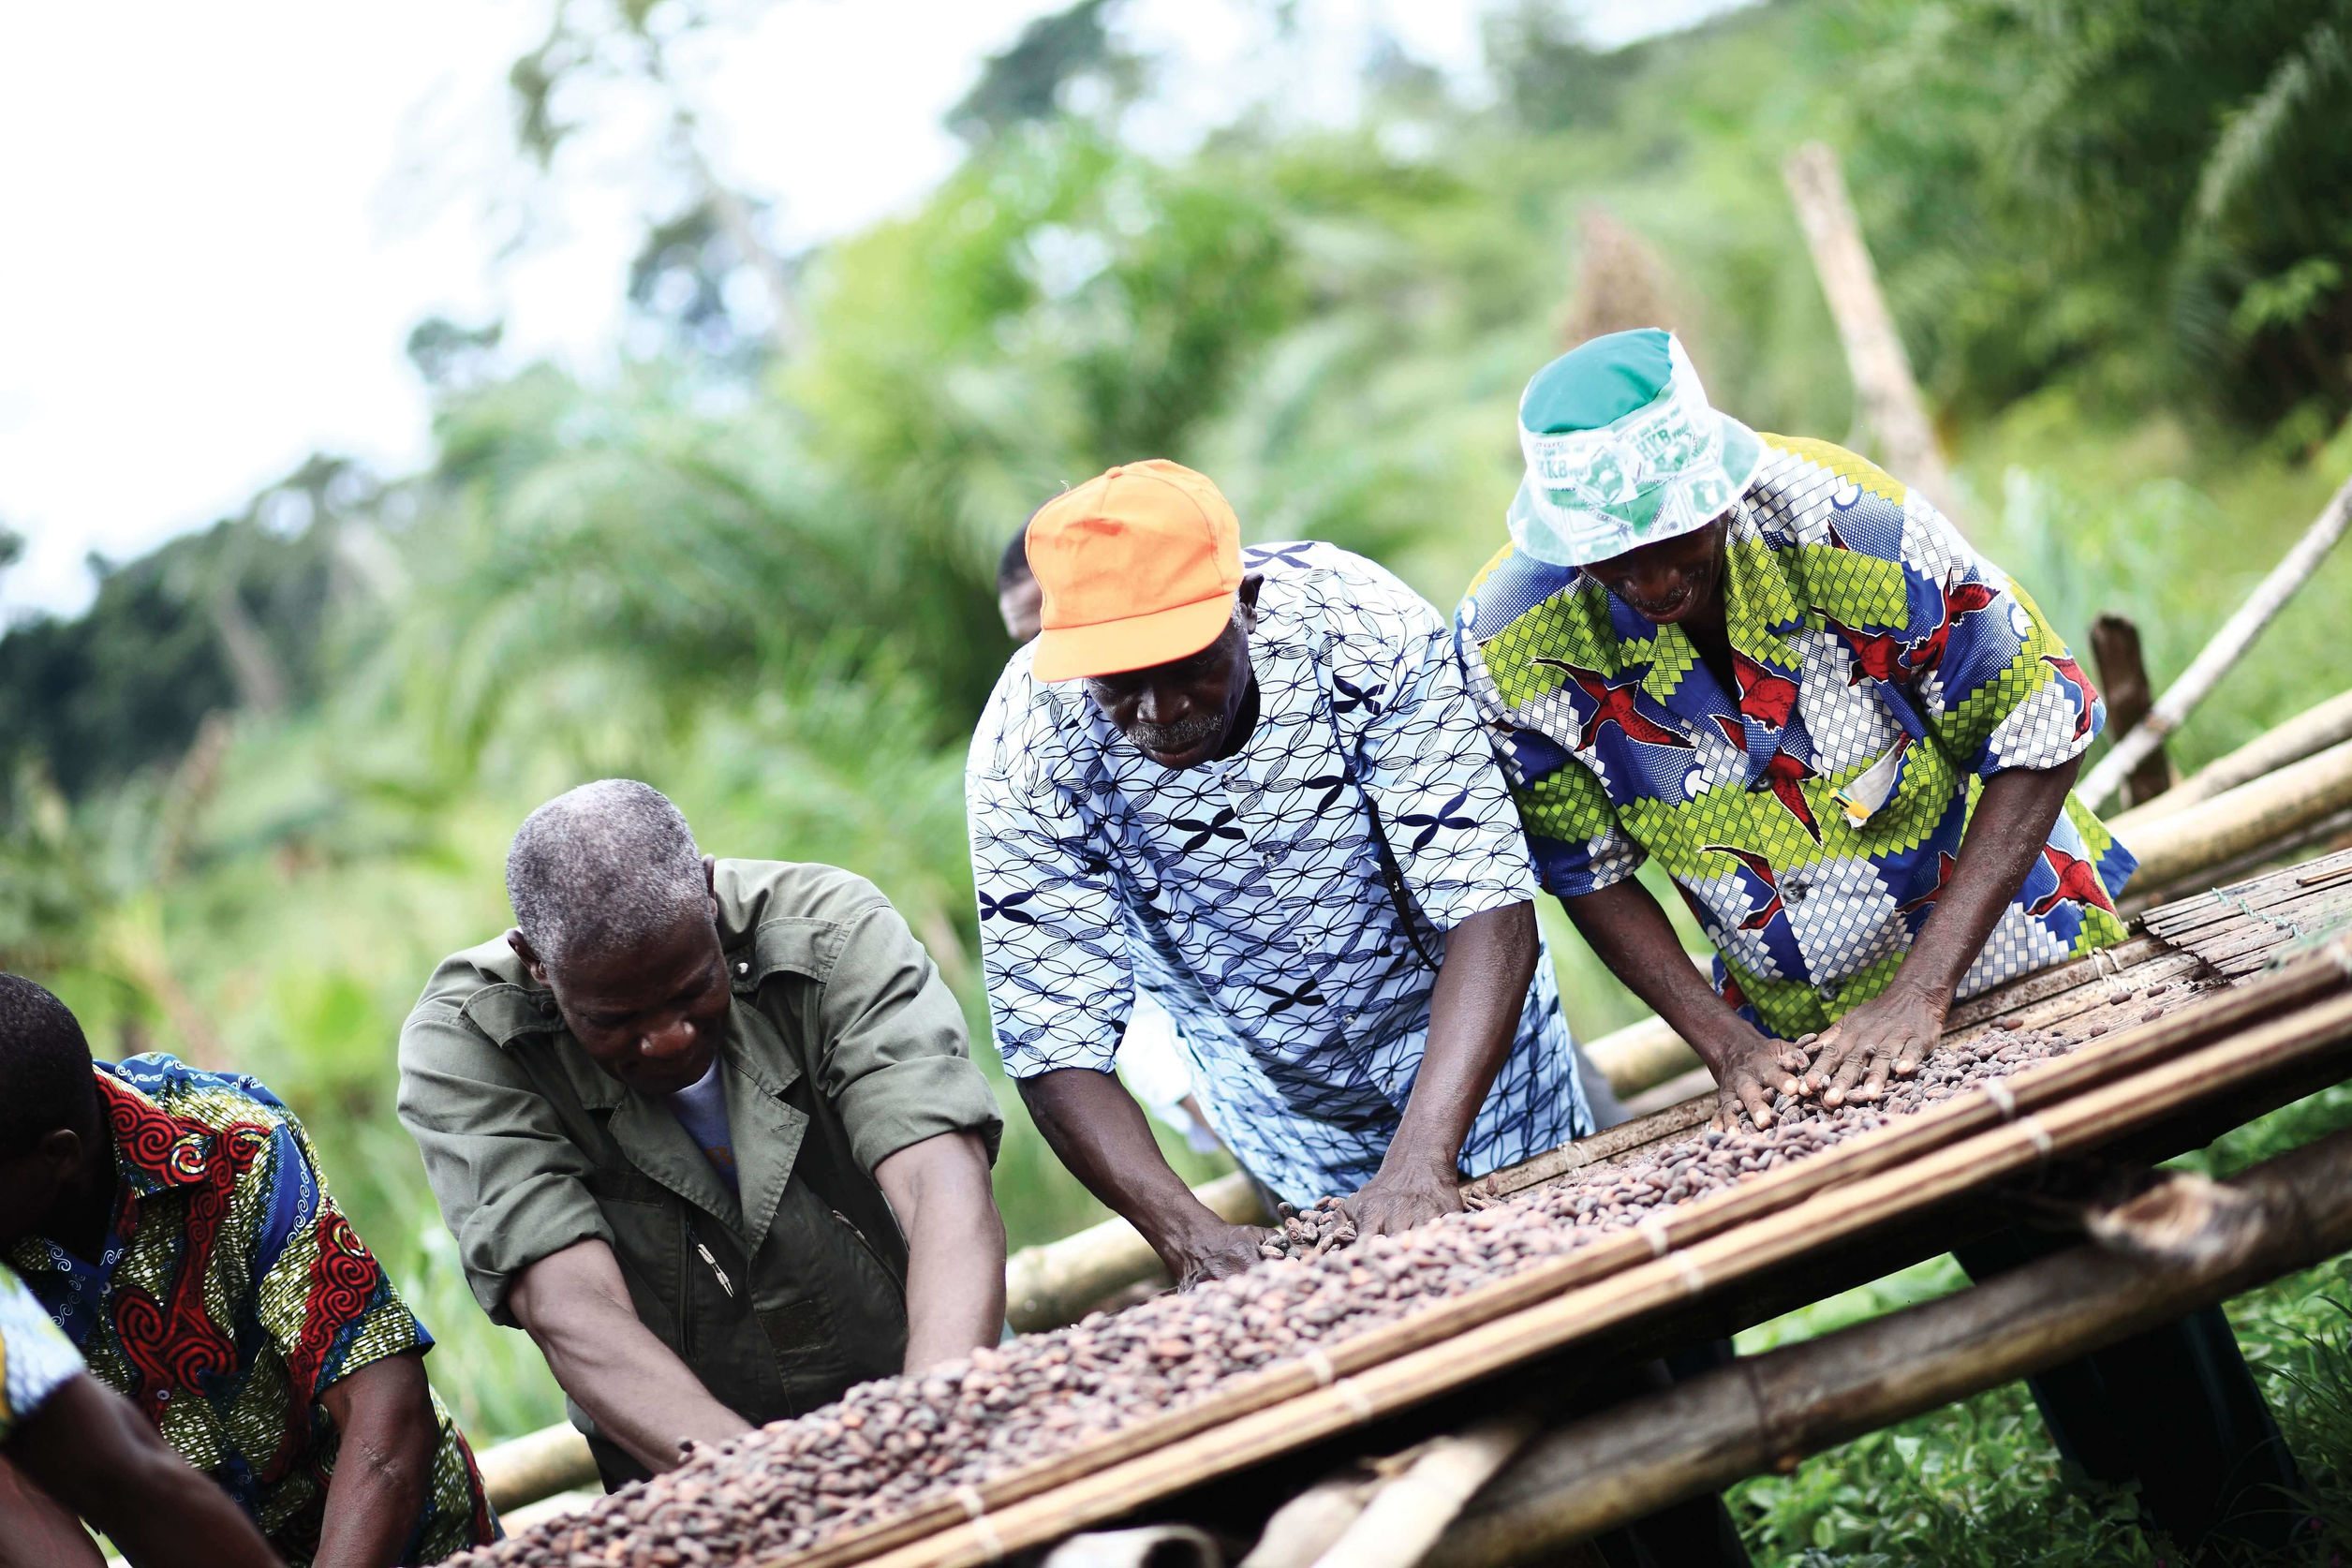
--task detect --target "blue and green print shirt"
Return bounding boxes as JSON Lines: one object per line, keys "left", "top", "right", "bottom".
{"left": 969, "top": 542, "right": 1593, "bottom": 1206}
{"left": 1454, "top": 436, "right": 2136, "bottom": 1043}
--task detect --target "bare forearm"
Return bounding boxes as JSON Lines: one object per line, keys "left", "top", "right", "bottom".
{"left": 315, "top": 1355, "right": 435, "bottom": 1568}
{"left": 510, "top": 1241, "right": 750, "bottom": 1473}
{"left": 1385, "top": 902, "right": 1537, "bottom": 1177}
{"left": 876, "top": 1133, "right": 1005, "bottom": 1372}
{"left": 15, "top": 1375, "right": 280, "bottom": 1568}
{"left": 1561, "top": 880, "right": 1749, "bottom": 1069}
{"left": 1018, "top": 1069, "right": 1232, "bottom": 1266}
{"left": 1897, "top": 760, "right": 2079, "bottom": 999}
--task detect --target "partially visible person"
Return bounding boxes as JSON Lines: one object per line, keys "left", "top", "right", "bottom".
{"left": 1000, "top": 523, "right": 1228, "bottom": 1156}
{"left": 1, "top": 1258, "right": 284, "bottom": 1568}
{"left": 1456, "top": 328, "right": 2297, "bottom": 1555}
{"left": 0, "top": 975, "right": 496, "bottom": 1567}
{"left": 399, "top": 780, "right": 1006, "bottom": 1491}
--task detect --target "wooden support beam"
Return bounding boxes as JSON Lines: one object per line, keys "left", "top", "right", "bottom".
{"left": 2120, "top": 737, "right": 2352, "bottom": 894}
{"left": 1424, "top": 1129, "right": 2352, "bottom": 1566}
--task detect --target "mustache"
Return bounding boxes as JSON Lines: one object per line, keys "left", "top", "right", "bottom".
{"left": 1131, "top": 709, "right": 1223, "bottom": 754}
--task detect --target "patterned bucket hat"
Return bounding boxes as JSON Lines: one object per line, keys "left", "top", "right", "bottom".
{"left": 1506, "top": 328, "right": 1763, "bottom": 568}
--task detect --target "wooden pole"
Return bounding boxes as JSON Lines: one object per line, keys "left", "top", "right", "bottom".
{"left": 2116, "top": 688, "right": 2352, "bottom": 827}
{"left": 1300, "top": 1414, "right": 1540, "bottom": 1568}
{"left": 2118, "top": 737, "right": 2352, "bottom": 892}
{"left": 2080, "top": 469, "right": 2352, "bottom": 810}
{"left": 476, "top": 1422, "right": 599, "bottom": 1514}
{"left": 2088, "top": 614, "right": 2173, "bottom": 807}
{"left": 1424, "top": 1129, "right": 2352, "bottom": 1566}
{"left": 1781, "top": 142, "right": 1962, "bottom": 529}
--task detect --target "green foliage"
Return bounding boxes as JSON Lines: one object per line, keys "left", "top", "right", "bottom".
{"left": 5, "top": 0, "right": 2352, "bottom": 1487}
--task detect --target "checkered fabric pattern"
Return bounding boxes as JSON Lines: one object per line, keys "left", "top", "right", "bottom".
{"left": 7, "top": 1057, "right": 496, "bottom": 1564}
{"left": 1456, "top": 436, "right": 2138, "bottom": 1042}
{"left": 0, "top": 1260, "right": 81, "bottom": 1444}
{"left": 969, "top": 541, "right": 1592, "bottom": 1206}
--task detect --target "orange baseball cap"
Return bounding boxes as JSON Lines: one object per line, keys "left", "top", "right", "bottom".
{"left": 1026, "top": 460, "right": 1242, "bottom": 682}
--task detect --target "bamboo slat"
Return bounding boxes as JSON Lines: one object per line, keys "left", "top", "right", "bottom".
{"left": 1426, "top": 1128, "right": 2352, "bottom": 1567}
{"left": 2114, "top": 688, "right": 2352, "bottom": 826}
{"left": 788, "top": 940, "right": 2352, "bottom": 1568}
{"left": 849, "top": 987, "right": 2352, "bottom": 1568}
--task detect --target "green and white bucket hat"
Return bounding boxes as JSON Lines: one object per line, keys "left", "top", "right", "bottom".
{"left": 1506, "top": 328, "right": 1764, "bottom": 568}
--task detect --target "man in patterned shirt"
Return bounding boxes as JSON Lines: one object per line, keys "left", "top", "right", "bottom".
{"left": 1, "top": 1259, "right": 282, "bottom": 1567}
{"left": 0, "top": 974, "right": 496, "bottom": 1566}
{"left": 969, "top": 459, "right": 1594, "bottom": 1286}
{"left": 1455, "top": 329, "right": 2296, "bottom": 1552}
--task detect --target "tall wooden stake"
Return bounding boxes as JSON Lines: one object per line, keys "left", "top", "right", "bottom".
{"left": 1782, "top": 141, "right": 1963, "bottom": 530}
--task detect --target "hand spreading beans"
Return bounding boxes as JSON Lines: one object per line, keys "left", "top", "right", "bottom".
{"left": 453, "top": 994, "right": 2184, "bottom": 1568}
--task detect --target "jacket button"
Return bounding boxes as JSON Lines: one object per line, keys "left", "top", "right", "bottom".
{"left": 735, "top": 961, "right": 750, "bottom": 976}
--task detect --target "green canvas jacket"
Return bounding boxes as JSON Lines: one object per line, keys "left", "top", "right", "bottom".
{"left": 396, "top": 858, "right": 1003, "bottom": 1456}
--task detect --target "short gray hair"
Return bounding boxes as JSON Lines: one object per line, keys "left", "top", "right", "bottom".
{"left": 506, "top": 779, "right": 706, "bottom": 970}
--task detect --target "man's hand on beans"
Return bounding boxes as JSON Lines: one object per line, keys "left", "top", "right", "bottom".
{"left": 1710, "top": 1025, "right": 1812, "bottom": 1132}
{"left": 1807, "top": 985, "right": 1945, "bottom": 1107}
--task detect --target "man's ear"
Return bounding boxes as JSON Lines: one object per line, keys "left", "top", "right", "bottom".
{"left": 1236, "top": 573, "right": 1264, "bottom": 632}
{"left": 703, "top": 855, "right": 720, "bottom": 922}
{"left": 37, "top": 1128, "right": 83, "bottom": 1181}
{"left": 506, "top": 929, "right": 552, "bottom": 988}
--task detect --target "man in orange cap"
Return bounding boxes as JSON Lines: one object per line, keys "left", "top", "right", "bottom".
{"left": 968, "top": 460, "right": 1596, "bottom": 1283}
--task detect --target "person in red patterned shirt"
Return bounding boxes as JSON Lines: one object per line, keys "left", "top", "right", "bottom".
{"left": 0, "top": 974, "right": 496, "bottom": 1567}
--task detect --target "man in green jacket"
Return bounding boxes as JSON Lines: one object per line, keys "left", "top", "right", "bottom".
{"left": 398, "top": 780, "right": 1006, "bottom": 1488}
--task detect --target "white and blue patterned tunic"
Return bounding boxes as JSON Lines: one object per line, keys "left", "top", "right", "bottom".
{"left": 968, "top": 541, "right": 1592, "bottom": 1206}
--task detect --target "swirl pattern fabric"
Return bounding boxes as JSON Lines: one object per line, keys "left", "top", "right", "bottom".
{"left": 4, "top": 1057, "right": 496, "bottom": 1563}
{"left": 969, "top": 541, "right": 1591, "bottom": 1206}
{"left": 1457, "top": 436, "right": 2136, "bottom": 1043}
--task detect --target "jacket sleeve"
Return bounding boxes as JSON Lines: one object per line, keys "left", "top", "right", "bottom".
{"left": 395, "top": 984, "right": 612, "bottom": 1324}
{"left": 807, "top": 902, "right": 1007, "bottom": 1176}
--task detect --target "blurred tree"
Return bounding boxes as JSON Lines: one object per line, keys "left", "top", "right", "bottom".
{"left": 1850, "top": 0, "right": 2352, "bottom": 436}
{"left": 1484, "top": 1, "right": 1639, "bottom": 133}
{"left": 946, "top": 0, "right": 1139, "bottom": 145}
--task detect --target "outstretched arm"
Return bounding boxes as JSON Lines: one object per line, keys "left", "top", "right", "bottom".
{"left": 509, "top": 1238, "right": 752, "bottom": 1473}
{"left": 1809, "top": 758, "right": 2080, "bottom": 1105}
{"left": 1018, "top": 1069, "right": 1270, "bottom": 1287}
{"left": 874, "top": 1131, "right": 1005, "bottom": 1371}
{"left": 1348, "top": 902, "right": 1538, "bottom": 1235}
{"left": 7, "top": 1373, "right": 282, "bottom": 1568}
{"left": 1560, "top": 878, "right": 1809, "bottom": 1132}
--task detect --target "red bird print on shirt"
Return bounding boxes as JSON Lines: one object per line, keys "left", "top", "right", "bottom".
{"left": 1709, "top": 712, "right": 1748, "bottom": 749}
{"left": 1905, "top": 573, "right": 2003, "bottom": 676}
{"left": 1705, "top": 844, "right": 1787, "bottom": 931}
{"left": 1531, "top": 659, "right": 1693, "bottom": 750}
{"left": 1754, "top": 750, "right": 1824, "bottom": 842}
{"left": 1732, "top": 650, "right": 1800, "bottom": 729}
{"left": 2027, "top": 842, "right": 2119, "bottom": 918}
{"left": 2040, "top": 653, "right": 2099, "bottom": 742}
{"left": 1898, "top": 850, "right": 1960, "bottom": 914}
{"left": 1816, "top": 610, "right": 1912, "bottom": 687}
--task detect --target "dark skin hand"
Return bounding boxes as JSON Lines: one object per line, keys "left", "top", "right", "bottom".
{"left": 1019, "top": 1069, "right": 1272, "bottom": 1287}
{"left": 1343, "top": 901, "right": 1538, "bottom": 1235}
{"left": 1807, "top": 759, "right": 2081, "bottom": 1105}
{"left": 1571, "top": 512, "right": 2086, "bottom": 1121}
{"left": 1561, "top": 879, "right": 1808, "bottom": 1132}
{"left": 4, "top": 1371, "right": 281, "bottom": 1568}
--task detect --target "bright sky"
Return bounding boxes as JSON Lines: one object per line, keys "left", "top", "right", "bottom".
{"left": 0, "top": 0, "right": 1746, "bottom": 618}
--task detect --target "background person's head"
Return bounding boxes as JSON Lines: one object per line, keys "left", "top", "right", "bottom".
{"left": 0, "top": 973, "right": 105, "bottom": 1247}
{"left": 505, "top": 779, "right": 728, "bottom": 1097}
{"left": 998, "top": 525, "right": 1043, "bottom": 644}
{"left": 1023, "top": 461, "right": 1261, "bottom": 770}
{"left": 1505, "top": 328, "right": 1760, "bottom": 628}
